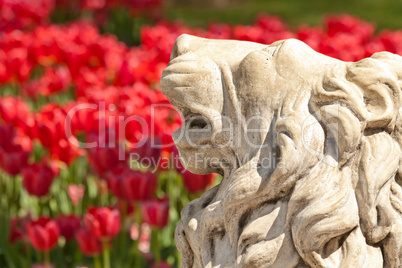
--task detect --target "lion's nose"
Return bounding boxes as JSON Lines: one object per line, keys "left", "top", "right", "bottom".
{"left": 171, "top": 34, "right": 196, "bottom": 60}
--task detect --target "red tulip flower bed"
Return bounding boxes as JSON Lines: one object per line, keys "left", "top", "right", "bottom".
{"left": 1, "top": 1, "right": 402, "bottom": 267}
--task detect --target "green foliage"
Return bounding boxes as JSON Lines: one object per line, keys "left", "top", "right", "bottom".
{"left": 166, "top": 0, "right": 402, "bottom": 30}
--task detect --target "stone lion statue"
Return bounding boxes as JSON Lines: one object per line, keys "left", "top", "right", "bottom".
{"left": 161, "top": 34, "right": 402, "bottom": 268}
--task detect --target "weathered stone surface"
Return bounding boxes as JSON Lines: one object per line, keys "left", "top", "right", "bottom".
{"left": 161, "top": 34, "right": 402, "bottom": 268}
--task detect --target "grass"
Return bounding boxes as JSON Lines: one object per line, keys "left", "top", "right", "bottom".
{"left": 165, "top": 0, "right": 402, "bottom": 31}
{"left": 50, "top": 0, "right": 402, "bottom": 46}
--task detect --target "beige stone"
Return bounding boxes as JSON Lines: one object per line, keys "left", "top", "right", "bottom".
{"left": 161, "top": 34, "right": 402, "bottom": 268}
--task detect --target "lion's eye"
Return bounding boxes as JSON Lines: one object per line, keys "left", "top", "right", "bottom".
{"left": 188, "top": 116, "right": 209, "bottom": 129}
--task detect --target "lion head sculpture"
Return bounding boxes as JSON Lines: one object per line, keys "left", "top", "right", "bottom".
{"left": 161, "top": 34, "right": 402, "bottom": 268}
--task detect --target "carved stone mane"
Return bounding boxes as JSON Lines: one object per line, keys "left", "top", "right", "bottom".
{"left": 161, "top": 34, "right": 402, "bottom": 268}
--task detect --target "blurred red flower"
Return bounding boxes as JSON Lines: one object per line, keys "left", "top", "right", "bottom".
{"left": 35, "top": 104, "right": 67, "bottom": 149}
{"left": 108, "top": 166, "right": 157, "bottom": 202}
{"left": 9, "top": 225, "right": 23, "bottom": 244}
{"left": 56, "top": 214, "right": 81, "bottom": 241}
{"left": 82, "top": 0, "right": 106, "bottom": 10}
{"left": 0, "top": 97, "right": 30, "bottom": 127}
{"left": 0, "top": 143, "right": 30, "bottom": 175}
{"left": 0, "top": 125, "right": 32, "bottom": 175}
{"left": 132, "top": 135, "right": 162, "bottom": 166}
{"left": 87, "top": 130, "right": 127, "bottom": 176}
{"left": 0, "top": 0, "right": 55, "bottom": 31}
{"left": 173, "top": 149, "right": 216, "bottom": 194}
{"left": 181, "top": 171, "right": 216, "bottom": 194}
{"left": 84, "top": 207, "right": 121, "bottom": 240}
{"left": 27, "top": 217, "right": 60, "bottom": 251}
{"left": 49, "top": 138, "right": 84, "bottom": 164}
{"left": 22, "top": 66, "right": 71, "bottom": 98}
{"left": 106, "top": 164, "right": 129, "bottom": 200}
{"left": 76, "top": 227, "right": 102, "bottom": 256}
{"left": 377, "top": 30, "right": 402, "bottom": 55}
{"left": 325, "top": 14, "right": 374, "bottom": 41}
{"left": 124, "top": 170, "right": 157, "bottom": 202}
{"left": 141, "top": 196, "right": 169, "bottom": 229}
{"left": 22, "top": 161, "right": 55, "bottom": 197}
{"left": 9, "top": 214, "right": 32, "bottom": 244}
{"left": 9, "top": 218, "right": 23, "bottom": 244}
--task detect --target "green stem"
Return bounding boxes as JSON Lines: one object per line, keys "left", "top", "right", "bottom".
{"left": 8, "top": 174, "right": 16, "bottom": 214}
{"left": 152, "top": 229, "right": 161, "bottom": 268}
{"left": 119, "top": 200, "right": 127, "bottom": 257}
{"left": 36, "top": 249, "right": 42, "bottom": 264}
{"left": 13, "top": 176, "right": 20, "bottom": 213}
{"left": 102, "top": 241, "right": 111, "bottom": 268}
{"left": 177, "top": 249, "right": 182, "bottom": 268}
{"left": 25, "top": 242, "right": 32, "bottom": 268}
{"left": 94, "top": 255, "right": 102, "bottom": 268}
{"left": 0, "top": 171, "right": 3, "bottom": 209}
{"left": 38, "top": 197, "right": 50, "bottom": 217}
{"left": 43, "top": 250, "right": 50, "bottom": 268}
{"left": 130, "top": 202, "right": 143, "bottom": 267}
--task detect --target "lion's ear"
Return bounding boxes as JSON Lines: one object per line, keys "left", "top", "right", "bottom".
{"left": 363, "top": 83, "right": 398, "bottom": 129}
{"left": 347, "top": 57, "right": 401, "bottom": 131}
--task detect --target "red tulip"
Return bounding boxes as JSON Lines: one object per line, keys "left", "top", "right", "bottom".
{"left": 9, "top": 214, "right": 32, "bottom": 244}
{"left": 56, "top": 215, "right": 81, "bottom": 241}
{"left": 181, "top": 170, "right": 216, "bottom": 194}
{"left": 76, "top": 227, "right": 102, "bottom": 256}
{"left": 106, "top": 164, "right": 129, "bottom": 199}
{"left": 0, "top": 143, "right": 30, "bottom": 175}
{"left": 124, "top": 170, "right": 157, "bottom": 202}
{"left": 107, "top": 166, "right": 157, "bottom": 202}
{"left": 27, "top": 217, "right": 60, "bottom": 251}
{"left": 132, "top": 135, "right": 161, "bottom": 166}
{"left": 0, "top": 124, "right": 14, "bottom": 149}
{"left": 84, "top": 207, "right": 121, "bottom": 241}
{"left": 9, "top": 227, "right": 23, "bottom": 244}
{"left": 141, "top": 197, "right": 169, "bottom": 229}
{"left": 49, "top": 138, "right": 84, "bottom": 165}
{"left": 22, "top": 161, "right": 55, "bottom": 197}
{"left": 82, "top": 0, "right": 106, "bottom": 10}
{"left": 35, "top": 104, "right": 67, "bottom": 149}
{"left": 22, "top": 66, "right": 71, "bottom": 98}
{"left": 173, "top": 149, "right": 216, "bottom": 194}
{"left": 0, "top": 0, "right": 54, "bottom": 31}
{"left": 0, "top": 97, "right": 30, "bottom": 126}
{"left": 88, "top": 143, "right": 123, "bottom": 175}
{"left": 87, "top": 130, "right": 127, "bottom": 176}
{"left": 9, "top": 218, "right": 23, "bottom": 244}
{"left": 0, "top": 125, "right": 32, "bottom": 175}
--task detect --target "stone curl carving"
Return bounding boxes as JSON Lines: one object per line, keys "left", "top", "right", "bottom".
{"left": 161, "top": 34, "right": 402, "bottom": 268}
